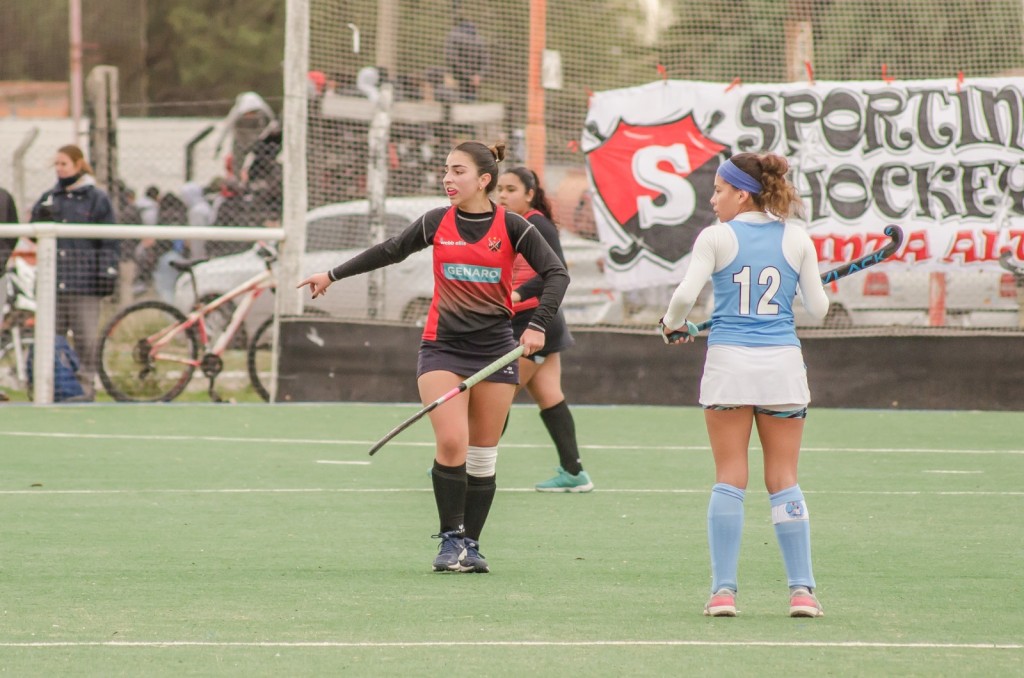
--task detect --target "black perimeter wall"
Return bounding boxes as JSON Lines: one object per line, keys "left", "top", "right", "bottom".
{"left": 277, "top": 319, "right": 1024, "bottom": 411}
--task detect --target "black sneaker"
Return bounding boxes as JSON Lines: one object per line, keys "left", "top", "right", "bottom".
{"left": 458, "top": 539, "right": 489, "bottom": 573}
{"left": 431, "top": 531, "right": 465, "bottom": 572}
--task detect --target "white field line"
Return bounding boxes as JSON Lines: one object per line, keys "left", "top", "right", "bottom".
{"left": 2, "top": 431, "right": 1023, "bottom": 455}
{"left": 1, "top": 488, "right": 1022, "bottom": 496}
{"left": 0, "top": 640, "right": 1019, "bottom": 650}
{"left": 315, "top": 460, "right": 371, "bottom": 465}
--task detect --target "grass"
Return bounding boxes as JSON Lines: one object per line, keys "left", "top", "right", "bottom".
{"left": 0, "top": 404, "right": 1021, "bottom": 676}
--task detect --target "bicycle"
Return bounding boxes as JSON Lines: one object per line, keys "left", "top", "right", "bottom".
{"left": 0, "top": 258, "right": 37, "bottom": 398}
{"left": 98, "top": 244, "right": 277, "bottom": 402}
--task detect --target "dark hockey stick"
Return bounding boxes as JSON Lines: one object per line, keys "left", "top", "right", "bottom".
{"left": 664, "top": 224, "right": 905, "bottom": 342}
{"left": 368, "top": 345, "right": 525, "bottom": 456}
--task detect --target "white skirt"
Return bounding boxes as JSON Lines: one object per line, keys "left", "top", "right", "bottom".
{"left": 699, "top": 345, "right": 811, "bottom": 408}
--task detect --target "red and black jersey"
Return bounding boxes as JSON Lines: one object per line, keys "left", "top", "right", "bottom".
{"left": 511, "top": 208, "right": 543, "bottom": 314}
{"left": 423, "top": 205, "right": 515, "bottom": 341}
{"left": 326, "top": 201, "right": 570, "bottom": 344}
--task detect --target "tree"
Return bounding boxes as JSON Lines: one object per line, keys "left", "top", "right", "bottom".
{"left": 146, "top": 0, "right": 285, "bottom": 112}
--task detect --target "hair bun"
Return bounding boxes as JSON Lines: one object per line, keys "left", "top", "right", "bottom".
{"left": 489, "top": 141, "right": 507, "bottom": 162}
{"left": 760, "top": 153, "right": 790, "bottom": 177}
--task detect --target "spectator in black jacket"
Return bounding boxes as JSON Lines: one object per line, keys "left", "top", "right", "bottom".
{"left": 29, "top": 144, "right": 119, "bottom": 401}
{"left": 444, "top": 17, "right": 490, "bottom": 102}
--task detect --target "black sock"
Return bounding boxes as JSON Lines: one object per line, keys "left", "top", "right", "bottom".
{"left": 463, "top": 474, "right": 496, "bottom": 541}
{"left": 539, "top": 400, "right": 583, "bottom": 475}
{"left": 431, "top": 460, "right": 467, "bottom": 535}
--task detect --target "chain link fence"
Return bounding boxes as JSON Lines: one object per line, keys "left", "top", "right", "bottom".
{"left": 3, "top": 0, "right": 1024, "bottom": 401}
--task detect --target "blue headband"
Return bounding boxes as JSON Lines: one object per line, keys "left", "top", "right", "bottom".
{"left": 717, "top": 159, "right": 762, "bottom": 194}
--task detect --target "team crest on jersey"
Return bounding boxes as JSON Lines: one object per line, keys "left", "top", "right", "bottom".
{"left": 586, "top": 113, "right": 729, "bottom": 268}
{"left": 487, "top": 237, "right": 502, "bottom": 252}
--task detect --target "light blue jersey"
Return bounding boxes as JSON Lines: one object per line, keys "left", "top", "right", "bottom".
{"left": 709, "top": 219, "right": 800, "bottom": 348}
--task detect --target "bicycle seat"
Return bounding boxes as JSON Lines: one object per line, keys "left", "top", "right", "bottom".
{"left": 168, "top": 258, "right": 211, "bottom": 273}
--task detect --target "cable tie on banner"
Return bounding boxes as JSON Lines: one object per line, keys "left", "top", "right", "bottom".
{"left": 882, "top": 63, "right": 895, "bottom": 84}
{"left": 566, "top": 140, "right": 579, "bottom": 153}
{"left": 656, "top": 63, "right": 668, "bottom": 82}
{"left": 585, "top": 87, "right": 594, "bottom": 107}
{"left": 804, "top": 60, "right": 815, "bottom": 85}
{"left": 956, "top": 70, "right": 965, "bottom": 93}
{"left": 724, "top": 77, "right": 741, "bottom": 92}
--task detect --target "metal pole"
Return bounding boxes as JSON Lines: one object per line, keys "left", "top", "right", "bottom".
{"left": 275, "top": 0, "right": 311, "bottom": 402}
{"left": 69, "top": 0, "right": 84, "bottom": 143}
{"left": 139, "top": 0, "right": 149, "bottom": 116}
{"left": 526, "top": 0, "right": 547, "bottom": 181}
{"left": 13, "top": 128, "right": 40, "bottom": 215}
{"left": 185, "top": 126, "right": 216, "bottom": 181}
{"left": 375, "top": 0, "right": 398, "bottom": 75}
{"left": 784, "top": 0, "right": 814, "bottom": 83}
{"left": 366, "top": 83, "right": 394, "bottom": 319}
{"left": 32, "top": 229, "right": 57, "bottom": 405}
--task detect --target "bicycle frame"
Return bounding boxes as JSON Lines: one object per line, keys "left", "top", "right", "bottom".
{"left": 145, "top": 267, "right": 274, "bottom": 367}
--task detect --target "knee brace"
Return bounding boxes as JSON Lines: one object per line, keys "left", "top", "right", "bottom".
{"left": 466, "top": 445, "right": 498, "bottom": 477}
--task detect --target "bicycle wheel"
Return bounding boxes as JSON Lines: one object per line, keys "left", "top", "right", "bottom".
{"left": 98, "top": 301, "right": 200, "bottom": 402}
{"left": 247, "top": 317, "right": 273, "bottom": 402}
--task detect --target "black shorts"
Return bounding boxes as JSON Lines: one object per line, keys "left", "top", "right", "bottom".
{"left": 417, "top": 340, "right": 520, "bottom": 384}
{"left": 511, "top": 308, "right": 574, "bottom": 362}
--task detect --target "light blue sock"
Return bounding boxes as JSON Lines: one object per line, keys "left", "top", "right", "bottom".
{"left": 770, "top": 484, "right": 816, "bottom": 590}
{"left": 708, "top": 483, "right": 745, "bottom": 593}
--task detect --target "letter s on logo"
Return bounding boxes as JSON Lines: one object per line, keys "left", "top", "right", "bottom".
{"left": 632, "top": 144, "right": 697, "bottom": 231}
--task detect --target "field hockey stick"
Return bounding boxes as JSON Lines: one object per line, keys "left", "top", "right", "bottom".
{"left": 819, "top": 224, "right": 904, "bottom": 284}
{"left": 367, "top": 345, "right": 526, "bottom": 456}
{"left": 664, "top": 224, "right": 905, "bottom": 342}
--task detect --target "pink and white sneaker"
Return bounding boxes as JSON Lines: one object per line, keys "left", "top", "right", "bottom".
{"left": 703, "top": 589, "right": 737, "bottom": 617}
{"left": 789, "top": 587, "right": 824, "bottom": 617}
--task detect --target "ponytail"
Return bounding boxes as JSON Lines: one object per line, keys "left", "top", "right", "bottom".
{"left": 506, "top": 166, "right": 553, "bottom": 219}
{"left": 729, "top": 152, "right": 802, "bottom": 220}
{"left": 454, "top": 140, "right": 506, "bottom": 192}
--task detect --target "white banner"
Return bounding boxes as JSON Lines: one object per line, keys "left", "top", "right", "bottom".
{"left": 583, "top": 78, "right": 1024, "bottom": 290}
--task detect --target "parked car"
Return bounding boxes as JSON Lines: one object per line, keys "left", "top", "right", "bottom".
{"left": 172, "top": 196, "right": 623, "bottom": 333}
{"left": 799, "top": 266, "right": 1019, "bottom": 328}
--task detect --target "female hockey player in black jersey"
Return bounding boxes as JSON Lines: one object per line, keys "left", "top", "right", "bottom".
{"left": 497, "top": 166, "right": 593, "bottom": 493}
{"left": 298, "top": 141, "right": 569, "bottom": 573}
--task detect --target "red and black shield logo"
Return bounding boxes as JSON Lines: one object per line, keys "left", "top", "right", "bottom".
{"left": 586, "top": 113, "right": 728, "bottom": 266}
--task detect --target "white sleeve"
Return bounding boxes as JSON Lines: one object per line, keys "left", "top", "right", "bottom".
{"left": 785, "top": 226, "right": 830, "bottom": 320}
{"left": 661, "top": 226, "right": 730, "bottom": 330}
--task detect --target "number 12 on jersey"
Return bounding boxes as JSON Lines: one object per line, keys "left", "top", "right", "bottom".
{"left": 732, "top": 265, "right": 782, "bottom": 317}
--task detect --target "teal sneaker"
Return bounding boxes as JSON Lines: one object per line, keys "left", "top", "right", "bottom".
{"left": 535, "top": 467, "right": 594, "bottom": 493}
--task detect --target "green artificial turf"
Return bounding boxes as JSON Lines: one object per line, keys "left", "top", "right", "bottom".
{"left": 0, "top": 404, "right": 1021, "bottom": 676}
